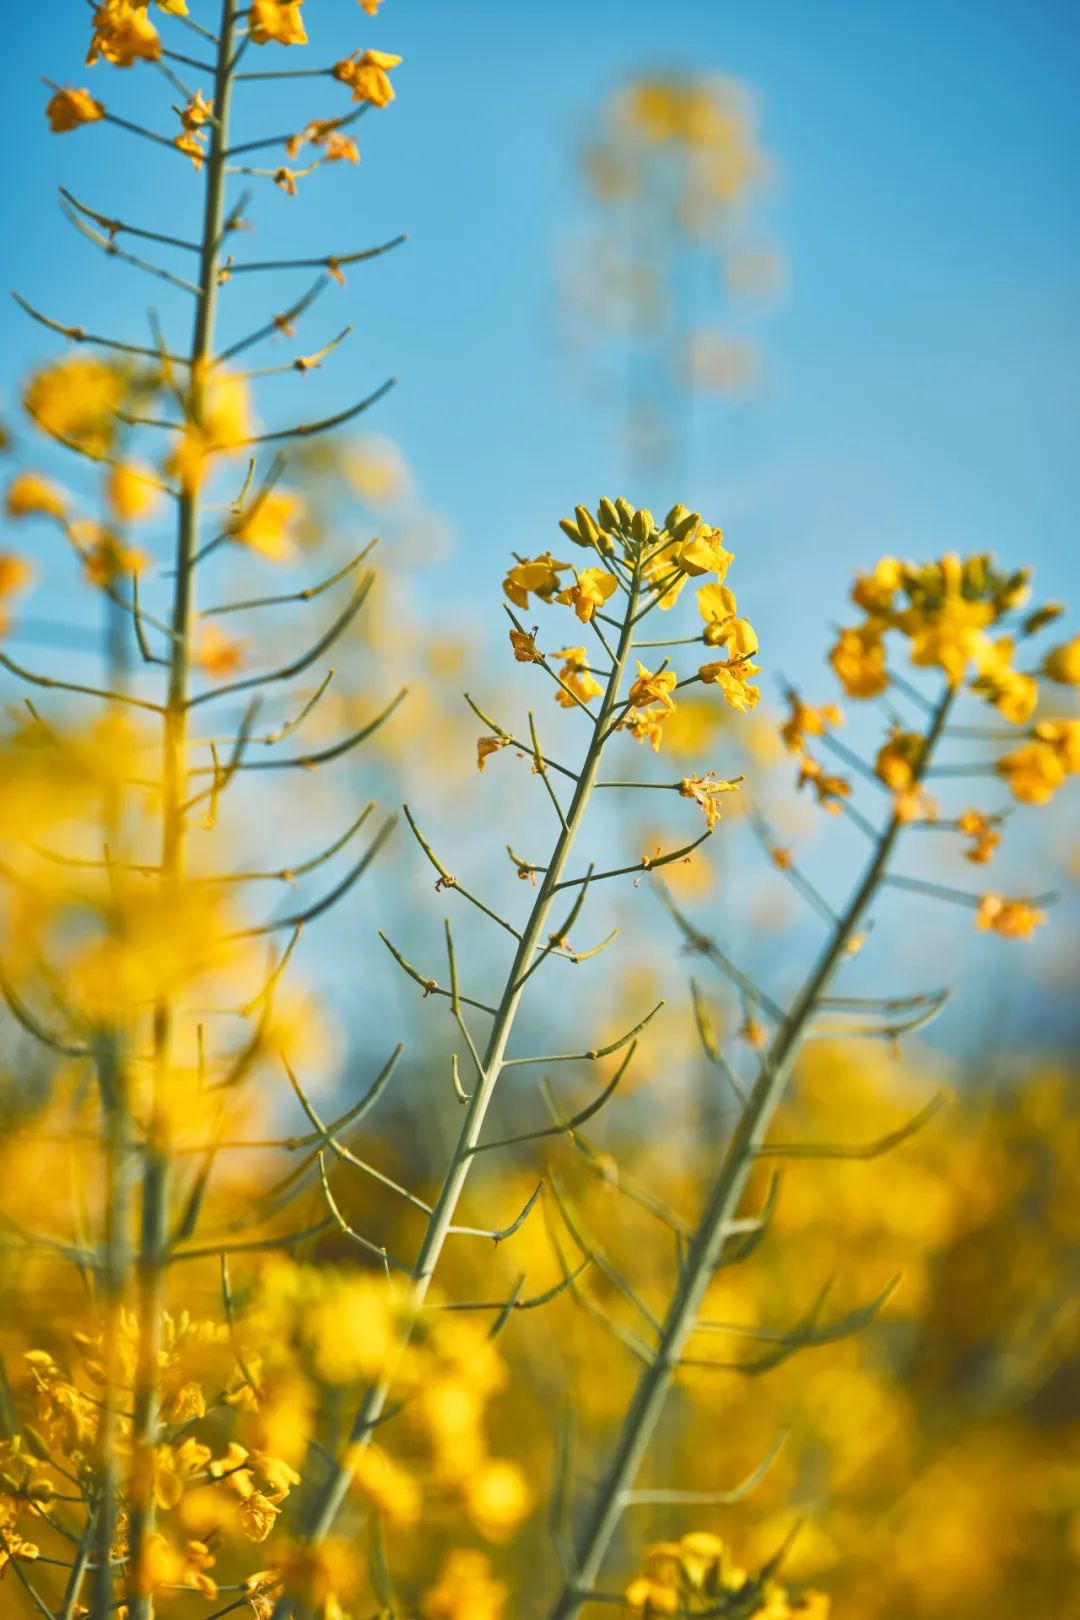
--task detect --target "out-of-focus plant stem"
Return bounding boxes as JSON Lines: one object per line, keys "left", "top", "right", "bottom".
{"left": 294, "top": 566, "right": 647, "bottom": 1584}
{"left": 126, "top": 6, "right": 238, "bottom": 1616}
{"left": 545, "top": 686, "right": 954, "bottom": 1620}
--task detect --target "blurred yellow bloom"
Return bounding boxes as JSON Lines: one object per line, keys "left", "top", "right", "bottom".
{"left": 852, "top": 555, "right": 902, "bottom": 615}
{"left": 333, "top": 48, "right": 403, "bottom": 106}
{"left": 423, "top": 1550, "right": 507, "bottom": 1620}
{"left": 106, "top": 459, "right": 161, "bottom": 522}
{"left": 0, "top": 554, "right": 32, "bottom": 600}
{"left": 875, "top": 729, "right": 923, "bottom": 792}
{"left": 87, "top": 1, "right": 162, "bottom": 67}
{"left": 169, "top": 366, "right": 254, "bottom": 491}
{"left": 1043, "top": 634, "right": 1080, "bottom": 685}
{"left": 175, "top": 129, "right": 207, "bottom": 169}
{"left": 957, "top": 808, "right": 1001, "bottom": 864}
{"left": 829, "top": 623, "right": 888, "bottom": 699}
{"left": 349, "top": 1444, "right": 421, "bottom": 1528}
{"left": 797, "top": 754, "right": 851, "bottom": 813}
{"left": 23, "top": 355, "right": 126, "bottom": 459}
{"left": 249, "top": 0, "right": 308, "bottom": 47}
{"left": 623, "top": 710, "right": 666, "bottom": 750}
{"left": 996, "top": 740, "right": 1067, "bottom": 805}
{"left": 553, "top": 646, "right": 603, "bottom": 706}
{"left": 71, "top": 520, "right": 149, "bottom": 586}
{"left": 975, "top": 893, "right": 1046, "bottom": 939}
{"left": 780, "top": 694, "right": 844, "bottom": 754}
{"left": 5, "top": 471, "right": 67, "bottom": 519}
{"left": 46, "top": 86, "right": 105, "bottom": 132}
{"left": 463, "top": 1457, "right": 532, "bottom": 1540}
{"left": 194, "top": 623, "right": 246, "bottom": 678}
{"left": 503, "top": 551, "right": 569, "bottom": 609}
{"left": 1034, "top": 717, "right": 1080, "bottom": 773}
{"left": 229, "top": 489, "right": 302, "bottom": 561}
{"left": 556, "top": 565, "right": 618, "bottom": 622}
{"left": 181, "top": 89, "right": 213, "bottom": 127}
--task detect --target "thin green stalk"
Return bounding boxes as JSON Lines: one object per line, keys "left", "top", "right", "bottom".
{"left": 127, "top": 6, "right": 238, "bottom": 1617}
{"left": 545, "top": 685, "right": 954, "bottom": 1619}
{"left": 295, "top": 565, "right": 647, "bottom": 1577}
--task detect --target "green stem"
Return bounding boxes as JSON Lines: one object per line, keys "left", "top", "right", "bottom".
{"left": 545, "top": 685, "right": 954, "bottom": 1620}
{"left": 296, "top": 572, "right": 646, "bottom": 1574}
{"left": 126, "top": 6, "right": 238, "bottom": 1617}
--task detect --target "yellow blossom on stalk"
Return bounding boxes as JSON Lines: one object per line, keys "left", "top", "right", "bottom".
{"left": 509, "top": 627, "right": 541, "bottom": 662}
{"left": 905, "top": 592, "right": 995, "bottom": 686}
{"left": 679, "top": 771, "right": 740, "bottom": 829}
{"left": 829, "top": 622, "right": 888, "bottom": 698}
{"left": 704, "top": 614, "right": 758, "bottom": 659}
{"left": 274, "top": 166, "right": 299, "bottom": 196}
{"left": 194, "top": 623, "right": 245, "bottom": 678}
{"left": 1043, "top": 634, "right": 1080, "bottom": 685}
{"left": 628, "top": 661, "right": 678, "bottom": 712}
{"left": 87, "top": 0, "right": 162, "bottom": 67}
{"left": 477, "top": 735, "right": 509, "bottom": 771}
{"left": 957, "top": 808, "right": 1001, "bottom": 864}
{"left": 697, "top": 580, "right": 739, "bottom": 638}
{"left": 699, "top": 652, "right": 760, "bottom": 712}
{"left": 780, "top": 693, "right": 844, "bottom": 754}
{"left": 553, "top": 646, "right": 603, "bottom": 706}
{"left": 106, "top": 459, "right": 160, "bottom": 522}
{"left": 797, "top": 754, "right": 851, "bottom": 814}
{"left": 503, "top": 551, "right": 569, "bottom": 609}
{"left": 359, "top": 0, "right": 384, "bottom": 13}
{"left": 677, "top": 522, "right": 733, "bottom": 579}
{"left": 970, "top": 637, "right": 1038, "bottom": 724}
{"left": 623, "top": 710, "right": 666, "bottom": 751}
{"left": 286, "top": 119, "right": 360, "bottom": 163}
{"left": 996, "top": 739, "right": 1067, "bottom": 806}
{"left": 229, "top": 489, "right": 302, "bottom": 561}
{"left": 333, "top": 48, "right": 403, "bottom": 107}
{"left": 181, "top": 89, "right": 213, "bottom": 127}
{"left": 5, "top": 471, "right": 67, "bottom": 519}
{"left": 976, "top": 893, "right": 1046, "bottom": 939}
{"left": 175, "top": 129, "right": 207, "bottom": 169}
{"left": 23, "top": 355, "right": 127, "bottom": 459}
{"left": 557, "top": 565, "right": 618, "bottom": 622}
{"left": 423, "top": 1550, "right": 507, "bottom": 1620}
{"left": 464, "top": 1457, "right": 533, "bottom": 1540}
{"left": 46, "top": 86, "right": 105, "bottom": 132}
{"left": 249, "top": 0, "right": 308, "bottom": 47}
{"left": 0, "top": 554, "right": 32, "bottom": 603}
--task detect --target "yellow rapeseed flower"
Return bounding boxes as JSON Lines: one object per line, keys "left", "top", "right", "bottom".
{"left": 46, "top": 86, "right": 105, "bottom": 132}
{"left": 5, "top": 472, "right": 67, "bottom": 520}
{"left": 699, "top": 652, "right": 760, "bottom": 712}
{"left": 957, "top": 808, "right": 1001, "bottom": 865}
{"left": 556, "top": 566, "right": 618, "bottom": 622}
{"left": 503, "top": 552, "right": 569, "bottom": 609}
{"left": 333, "top": 48, "right": 403, "bottom": 106}
{"left": 422, "top": 1550, "right": 507, "bottom": 1620}
{"left": 628, "top": 661, "right": 678, "bottom": 712}
{"left": 976, "top": 894, "right": 1046, "bottom": 939}
{"left": 463, "top": 1458, "right": 532, "bottom": 1541}
{"left": 1043, "top": 634, "right": 1080, "bottom": 685}
{"left": 249, "top": 0, "right": 308, "bottom": 47}
{"left": 228, "top": 490, "right": 302, "bottom": 562}
{"left": 678, "top": 772, "right": 740, "bottom": 829}
{"left": 106, "top": 459, "right": 161, "bottom": 523}
{"left": 87, "top": 1, "right": 162, "bottom": 67}
{"left": 829, "top": 622, "right": 888, "bottom": 698}
{"left": 23, "top": 355, "right": 127, "bottom": 459}
{"left": 996, "top": 740, "right": 1067, "bottom": 806}
{"left": 553, "top": 646, "right": 603, "bottom": 706}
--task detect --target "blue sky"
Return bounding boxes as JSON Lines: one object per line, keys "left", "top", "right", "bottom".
{"left": 4, "top": 0, "right": 1079, "bottom": 654}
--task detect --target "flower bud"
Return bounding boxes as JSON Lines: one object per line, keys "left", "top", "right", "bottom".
{"left": 574, "top": 505, "right": 601, "bottom": 544}
{"left": 558, "top": 517, "right": 587, "bottom": 547}
{"left": 597, "top": 497, "right": 621, "bottom": 533}
{"left": 665, "top": 503, "right": 689, "bottom": 531}
{"left": 668, "top": 509, "right": 701, "bottom": 544}
{"left": 630, "top": 507, "right": 655, "bottom": 544}
{"left": 615, "top": 497, "right": 636, "bottom": 526}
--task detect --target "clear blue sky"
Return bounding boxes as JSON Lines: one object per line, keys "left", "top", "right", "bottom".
{"left": 4, "top": 0, "right": 1079, "bottom": 655}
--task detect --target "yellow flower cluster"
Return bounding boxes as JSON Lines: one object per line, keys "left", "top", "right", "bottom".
{"left": 624, "top": 1532, "right": 829, "bottom": 1619}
